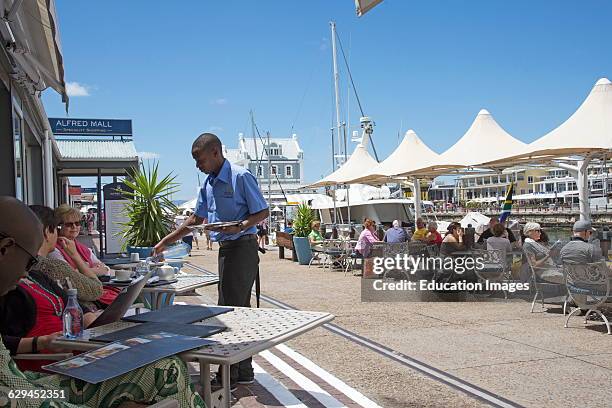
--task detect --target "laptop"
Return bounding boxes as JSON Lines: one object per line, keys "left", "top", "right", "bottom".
{"left": 89, "top": 272, "right": 151, "bottom": 328}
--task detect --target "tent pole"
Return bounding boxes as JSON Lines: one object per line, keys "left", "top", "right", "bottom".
{"left": 577, "top": 158, "right": 592, "bottom": 221}
{"left": 413, "top": 177, "right": 422, "bottom": 222}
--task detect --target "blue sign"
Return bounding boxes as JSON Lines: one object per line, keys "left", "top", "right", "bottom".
{"left": 49, "top": 118, "right": 132, "bottom": 136}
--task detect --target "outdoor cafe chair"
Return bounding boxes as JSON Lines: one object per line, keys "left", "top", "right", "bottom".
{"left": 381, "top": 242, "right": 412, "bottom": 281}
{"left": 563, "top": 261, "right": 612, "bottom": 334}
{"left": 524, "top": 248, "right": 569, "bottom": 314}
{"left": 471, "top": 248, "right": 509, "bottom": 298}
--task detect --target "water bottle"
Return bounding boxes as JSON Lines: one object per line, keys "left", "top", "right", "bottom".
{"left": 62, "top": 289, "right": 83, "bottom": 339}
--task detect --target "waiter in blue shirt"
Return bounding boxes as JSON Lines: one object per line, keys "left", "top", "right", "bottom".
{"left": 154, "top": 133, "right": 269, "bottom": 386}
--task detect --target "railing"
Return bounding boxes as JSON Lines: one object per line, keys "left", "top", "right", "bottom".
{"left": 429, "top": 204, "right": 612, "bottom": 215}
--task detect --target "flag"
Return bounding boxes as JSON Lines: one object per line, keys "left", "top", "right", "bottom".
{"left": 499, "top": 182, "right": 514, "bottom": 224}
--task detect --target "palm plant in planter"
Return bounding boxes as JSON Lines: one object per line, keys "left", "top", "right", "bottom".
{"left": 292, "top": 202, "right": 315, "bottom": 265}
{"left": 119, "top": 162, "right": 179, "bottom": 258}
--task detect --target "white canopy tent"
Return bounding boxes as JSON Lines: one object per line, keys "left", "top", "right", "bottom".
{"left": 480, "top": 78, "right": 612, "bottom": 221}
{"left": 402, "top": 109, "right": 528, "bottom": 177}
{"left": 345, "top": 130, "right": 440, "bottom": 184}
{"left": 309, "top": 143, "right": 379, "bottom": 187}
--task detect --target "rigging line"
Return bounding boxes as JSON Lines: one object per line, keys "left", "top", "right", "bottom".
{"left": 252, "top": 119, "right": 290, "bottom": 202}
{"left": 290, "top": 53, "right": 320, "bottom": 134}
{"left": 335, "top": 29, "right": 379, "bottom": 162}
{"left": 335, "top": 29, "right": 364, "bottom": 117}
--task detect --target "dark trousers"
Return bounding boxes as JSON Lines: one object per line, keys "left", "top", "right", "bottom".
{"left": 218, "top": 236, "right": 259, "bottom": 380}
{"left": 182, "top": 235, "right": 194, "bottom": 251}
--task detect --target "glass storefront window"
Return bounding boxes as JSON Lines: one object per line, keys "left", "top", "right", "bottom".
{"left": 12, "top": 110, "right": 24, "bottom": 200}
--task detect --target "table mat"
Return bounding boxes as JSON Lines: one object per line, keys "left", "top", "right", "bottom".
{"left": 122, "top": 305, "right": 233, "bottom": 324}
{"left": 91, "top": 322, "right": 226, "bottom": 342}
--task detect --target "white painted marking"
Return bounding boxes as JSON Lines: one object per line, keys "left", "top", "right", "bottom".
{"left": 260, "top": 350, "right": 345, "bottom": 408}
{"left": 276, "top": 344, "right": 383, "bottom": 408}
{"left": 252, "top": 361, "right": 308, "bottom": 408}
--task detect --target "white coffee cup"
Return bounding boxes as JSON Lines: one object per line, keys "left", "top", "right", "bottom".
{"left": 115, "top": 269, "right": 132, "bottom": 281}
{"left": 130, "top": 252, "right": 140, "bottom": 262}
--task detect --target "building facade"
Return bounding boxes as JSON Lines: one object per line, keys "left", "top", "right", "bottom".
{"left": 224, "top": 133, "right": 308, "bottom": 204}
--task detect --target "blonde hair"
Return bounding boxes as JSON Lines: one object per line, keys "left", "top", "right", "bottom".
{"left": 55, "top": 204, "right": 81, "bottom": 223}
{"left": 311, "top": 220, "right": 320, "bottom": 229}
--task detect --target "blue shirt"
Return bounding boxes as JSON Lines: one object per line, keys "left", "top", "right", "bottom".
{"left": 383, "top": 227, "right": 408, "bottom": 243}
{"left": 194, "top": 159, "right": 268, "bottom": 241}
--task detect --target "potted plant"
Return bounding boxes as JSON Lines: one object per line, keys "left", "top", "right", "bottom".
{"left": 292, "top": 202, "right": 315, "bottom": 265}
{"left": 118, "top": 162, "right": 180, "bottom": 258}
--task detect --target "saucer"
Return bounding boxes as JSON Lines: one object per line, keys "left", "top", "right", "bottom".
{"left": 111, "top": 278, "right": 132, "bottom": 283}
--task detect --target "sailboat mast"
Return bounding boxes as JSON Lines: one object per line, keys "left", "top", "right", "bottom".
{"left": 331, "top": 21, "right": 343, "bottom": 167}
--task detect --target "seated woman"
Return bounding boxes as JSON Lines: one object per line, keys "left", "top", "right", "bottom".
{"left": 440, "top": 222, "right": 465, "bottom": 256}
{"left": 0, "top": 269, "right": 100, "bottom": 372}
{"left": 0, "top": 195, "right": 204, "bottom": 407}
{"left": 355, "top": 218, "right": 381, "bottom": 258}
{"left": 308, "top": 221, "right": 324, "bottom": 250}
{"left": 486, "top": 222, "right": 513, "bottom": 269}
{"left": 522, "top": 222, "right": 564, "bottom": 284}
{"left": 49, "top": 204, "right": 110, "bottom": 276}
{"left": 425, "top": 221, "right": 443, "bottom": 246}
{"left": 29, "top": 205, "right": 103, "bottom": 310}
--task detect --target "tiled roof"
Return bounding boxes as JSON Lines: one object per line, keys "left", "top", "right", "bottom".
{"left": 56, "top": 140, "right": 138, "bottom": 160}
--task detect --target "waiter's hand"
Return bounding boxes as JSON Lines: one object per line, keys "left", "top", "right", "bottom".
{"left": 152, "top": 241, "right": 167, "bottom": 256}
{"left": 220, "top": 225, "right": 242, "bottom": 234}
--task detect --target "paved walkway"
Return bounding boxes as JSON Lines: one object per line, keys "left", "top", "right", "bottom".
{"left": 183, "top": 245, "right": 611, "bottom": 408}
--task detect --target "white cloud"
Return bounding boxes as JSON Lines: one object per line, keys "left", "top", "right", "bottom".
{"left": 138, "top": 151, "right": 160, "bottom": 160}
{"left": 211, "top": 98, "right": 228, "bottom": 105}
{"left": 66, "top": 82, "right": 91, "bottom": 97}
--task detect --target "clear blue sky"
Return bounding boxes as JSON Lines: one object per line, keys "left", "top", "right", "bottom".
{"left": 42, "top": 0, "right": 612, "bottom": 200}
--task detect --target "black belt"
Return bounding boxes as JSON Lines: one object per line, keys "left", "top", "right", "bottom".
{"left": 218, "top": 233, "right": 260, "bottom": 308}
{"left": 218, "top": 234, "right": 257, "bottom": 247}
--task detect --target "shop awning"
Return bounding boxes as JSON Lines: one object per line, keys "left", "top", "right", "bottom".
{"left": 0, "top": 0, "right": 68, "bottom": 104}
{"left": 54, "top": 140, "right": 139, "bottom": 176}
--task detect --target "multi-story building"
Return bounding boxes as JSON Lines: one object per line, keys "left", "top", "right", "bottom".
{"left": 457, "top": 167, "right": 549, "bottom": 202}
{"left": 456, "top": 164, "right": 612, "bottom": 204}
{"left": 224, "top": 133, "right": 311, "bottom": 205}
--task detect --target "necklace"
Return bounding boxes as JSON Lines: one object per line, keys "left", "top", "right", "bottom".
{"left": 21, "top": 277, "right": 63, "bottom": 317}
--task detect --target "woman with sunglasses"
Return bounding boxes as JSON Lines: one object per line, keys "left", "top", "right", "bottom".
{"left": 49, "top": 204, "right": 109, "bottom": 277}
{"left": 28, "top": 205, "right": 103, "bottom": 310}
{"left": 0, "top": 208, "right": 101, "bottom": 372}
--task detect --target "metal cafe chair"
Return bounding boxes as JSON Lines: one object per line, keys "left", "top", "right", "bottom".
{"left": 563, "top": 261, "right": 612, "bottom": 334}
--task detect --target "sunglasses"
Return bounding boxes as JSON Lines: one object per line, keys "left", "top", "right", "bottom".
{"left": 0, "top": 232, "right": 40, "bottom": 271}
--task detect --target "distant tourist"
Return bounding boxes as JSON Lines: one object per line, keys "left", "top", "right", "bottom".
{"left": 425, "top": 221, "right": 443, "bottom": 246}
{"left": 411, "top": 218, "right": 428, "bottom": 242}
{"left": 522, "top": 222, "right": 563, "bottom": 283}
{"left": 440, "top": 222, "right": 465, "bottom": 256}
{"left": 284, "top": 220, "right": 294, "bottom": 234}
{"left": 355, "top": 218, "right": 381, "bottom": 257}
{"left": 560, "top": 220, "right": 603, "bottom": 264}
{"left": 257, "top": 219, "right": 269, "bottom": 248}
{"left": 308, "top": 221, "right": 324, "bottom": 248}
{"left": 478, "top": 216, "right": 516, "bottom": 244}
{"left": 486, "top": 223, "right": 513, "bottom": 268}
{"left": 383, "top": 220, "right": 408, "bottom": 243}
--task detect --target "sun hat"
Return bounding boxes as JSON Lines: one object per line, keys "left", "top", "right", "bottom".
{"left": 523, "top": 222, "right": 541, "bottom": 235}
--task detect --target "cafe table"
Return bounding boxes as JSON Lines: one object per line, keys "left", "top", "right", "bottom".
{"left": 107, "top": 263, "right": 219, "bottom": 309}
{"left": 54, "top": 306, "right": 334, "bottom": 408}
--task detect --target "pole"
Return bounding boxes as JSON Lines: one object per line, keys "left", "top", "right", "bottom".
{"left": 266, "top": 131, "right": 272, "bottom": 231}
{"left": 251, "top": 110, "right": 260, "bottom": 184}
{"left": 343, "top": 122, "right": 351, "bottom": 226}
{"left": 577, "top": 158, "right": 592, "bottom": 221}
{"left": 97, "top": 168, "right": 104, "bottom": 257}
{"left": 330, "top": 21, "right": 343, "bottom": 168}
{"left": 331, "top": 128, "right": 337, "bottom": 224}
{"left": 413, "top": 177, "right": 423, "bottom": 221}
